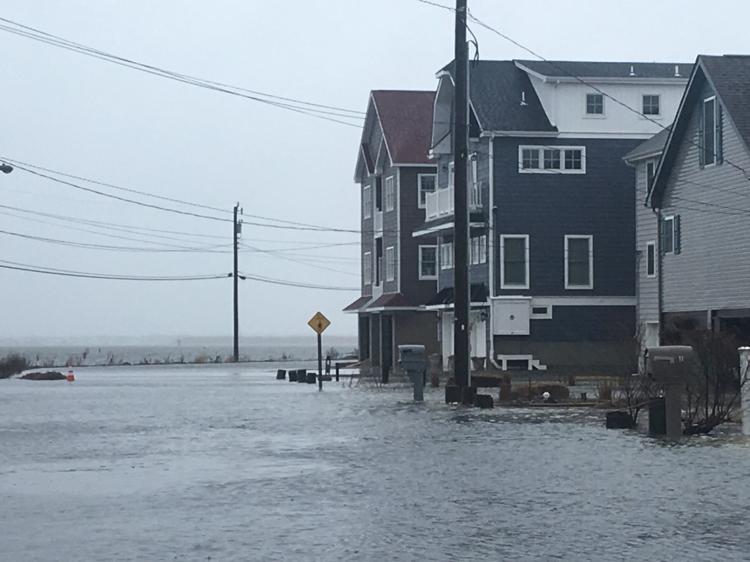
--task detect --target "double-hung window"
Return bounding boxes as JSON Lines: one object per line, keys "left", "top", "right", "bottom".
{"left": 500, "top": 235, "right": 529, "bottom": 289}
{"left": 520, "top": 146, "right": 586, "bottom": 174}
{"left": 661, "top": 215, "right": 681, "bottom": 255}
{"left": 384, "top": 176, "right": 395, "bottom": 212}
{"left": 385, "top": 246, "right": 396, "bottom": 282}
{"left": 565, "top": 235, "right": 593, "bottom": 290}
{"left": 700, "top": 96, "right": 723, "bottom": 166}
{"left": 418, "top": 245, "right": 437, "bottom": 280}
{"left": 470, "top": 237, "right": 480, "bottom": 265}
{"left": 642, "top": 95, "right": 660, "bottom": 116}
{"left": 479, "top": 234, "right": 487, "bottom": 264}
{"left": 363, "top": 252, "right": 372, "bottom": 285}
{"left": 363, "top": 185, "right": 372, "bottom": 219}
{"left": 646, "top": 161, "right": 656, "bottom": 191}
{"left": 586, "top": 93, "right": 604, "bottom": 115}
{"left": 440, "top": 241, "right": 454, "bottom": 270}
{"left": 418, "top": 174, "right": 436, "bottom": 209}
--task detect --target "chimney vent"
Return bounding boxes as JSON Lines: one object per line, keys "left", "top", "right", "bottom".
{"left": 629, "top": 65, "right": 636, "bottom": 77}
{"left": 674, "top": 65, "right": 681, "bottom": 77}
{"left": 520, "top": 91, "right": 528, "bottom": 106}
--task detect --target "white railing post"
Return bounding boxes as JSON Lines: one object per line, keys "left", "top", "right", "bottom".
{"left": 740, "top": 347, "right": 750, "bottom": 436}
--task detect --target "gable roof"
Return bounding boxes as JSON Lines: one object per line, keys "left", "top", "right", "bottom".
{"left": 516, "top": 60, "right": 690, "bottom": 81}
{"left": 440, "top": 60, "right": 555, "bottom": 132}
{"left": 649, "top": 55, "right": 750, "bottom": 207}
{"left": 371, "top": 90, "right": 435, "bottom": 165}
{"left": 624, "top": 127, "right": 671, "bottom": 163}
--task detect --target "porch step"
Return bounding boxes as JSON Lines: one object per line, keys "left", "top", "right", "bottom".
{"left": 496, "top": 354, "right": 548, "bottom": 371}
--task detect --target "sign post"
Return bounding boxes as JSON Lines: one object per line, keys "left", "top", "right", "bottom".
{"left": 307, "top": 311, "right": 331, "bottom": 391}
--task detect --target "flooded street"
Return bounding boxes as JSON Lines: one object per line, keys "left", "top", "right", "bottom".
{"left": 2, "top": 366, "right": 749, "bottom": 561}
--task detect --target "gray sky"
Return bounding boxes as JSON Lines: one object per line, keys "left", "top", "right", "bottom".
{"left": 0, "top": 0, "right": 747, "bottom": 340}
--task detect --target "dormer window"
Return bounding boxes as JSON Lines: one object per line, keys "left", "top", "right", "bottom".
{"left": 585, "top": 93, "right": 604, "bottom": 115}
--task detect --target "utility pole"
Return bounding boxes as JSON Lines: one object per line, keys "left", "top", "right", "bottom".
{"left": 233, "top": 203, "right": 241, "bottom": 362}
{"left": 453, "top": 0, "right": 471, "bottom": 394}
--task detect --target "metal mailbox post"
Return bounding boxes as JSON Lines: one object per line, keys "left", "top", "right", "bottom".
{"left": 647, "top": 345, "right": 695, "bottom": 439}
{"left": 398, "top": 345, "right": 426, "bottom": 402}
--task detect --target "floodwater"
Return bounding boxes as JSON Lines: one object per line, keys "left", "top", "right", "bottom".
{"left": 1, "top": 365, "right": 749, "bottom": 561}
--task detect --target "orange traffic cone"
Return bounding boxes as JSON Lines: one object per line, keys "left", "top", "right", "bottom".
{"left": 66, "top": 369, "right": 75, "bottom": 382}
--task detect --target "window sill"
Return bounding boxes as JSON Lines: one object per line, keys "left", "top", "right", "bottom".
{"left": 419, "top": 275, "right": 438, "bottom": 281}
{"left": 565, "top": 285, "right": 594, "bottom": 290}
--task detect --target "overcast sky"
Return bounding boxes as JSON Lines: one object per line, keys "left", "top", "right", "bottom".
{"left": 0, "top": 0, "right": 747, "bottom": 341}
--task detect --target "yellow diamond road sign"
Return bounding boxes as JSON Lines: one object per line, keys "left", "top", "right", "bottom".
{"left": 308, "top": 311, "right": 331, "bottom": 335}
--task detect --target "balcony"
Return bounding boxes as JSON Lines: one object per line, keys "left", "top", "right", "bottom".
{"left": 425, "top": 186, "right": 481, "bottom": 222}
{"left": 374, "top": 211, "right": 383, "bottom": 234}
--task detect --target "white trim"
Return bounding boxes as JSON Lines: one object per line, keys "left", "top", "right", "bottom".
{"left": 500, "top": 234, "right": 530, "bottom": 290}
{"left": 370, "top": 94, "right": 394, "bottom": 167}
{"left": 367, "top": 306, "right": 421, "bottom": 313}
{"left": 557, "top": 132, "right": 655, "bottom": 139}
{"left": 412, "top": 221, "right": 485, "bottom": 238}
{"left": 646, "top": 240, "right": 656, "bottom": 278}
{"left": 385, "top": 246, "right": 396, "bottom": 282}
{"left": 513, "top": 63, "right": 689, "bottom": 86}
{"left": 584, "top": 92, "right": 605, "bottom": 117}
{"left": 530, "top": 304, "right": 553, "bottom": 320}
{"left": 362, "top": 184, "right": 372, "bottom": 220}
{"left": 417, "top": 172, "right": 437, "bottom": 209}
{"left": 480, "top": 130, "right": 559, "bottom": 138}
{"left": 418, "top": 245, "right": 438, "bottom": 280}
{"left": 396, "top": 169, "right": 401, "bottom": 294}
{"left": 518, "top": 145, "right": 586, "bottom": 174}
{"left": 641, "top": 94, "right": 661, "bottom": 117}
{"left": 702, "top": 95, "right": 718, "bottom": 167}
{"left": 392, "top": 163, "right": 437, "bottom": 168}
{"left": 564, "top": 235, "right": 594, "bottom": 290}
{"left": 440, "top": 240, "right": 454, "bottom": 270}
{"left": 531, "top": 296, "right": 636, "bottom": 307}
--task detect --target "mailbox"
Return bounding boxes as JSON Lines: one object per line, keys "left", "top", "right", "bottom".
{"left": 647, "top": 345, "right": 695, "bottom": 384}
{"left": 398, "top": 345, "right": 426, "bottom": 372}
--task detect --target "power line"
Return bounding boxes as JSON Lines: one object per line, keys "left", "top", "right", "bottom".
{"left": 0, "top": 258, "right": 230, "bottom": 281}
{"left": 241, "top": 242, "right": 359, "bottom": 277}
{"left": 238, "top": 271, "right": 359, "bottom": 292}
{"left": 0, "top": 18, "right": 364, "bottom": 128}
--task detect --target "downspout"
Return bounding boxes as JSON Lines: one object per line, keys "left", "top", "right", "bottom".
{"left": 654, "top": 206, "right": 663, "bottom": 344}
{"left": 487, "top": 133, "right": 503, "bottom": 371}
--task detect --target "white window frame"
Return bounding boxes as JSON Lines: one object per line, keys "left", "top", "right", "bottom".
{"left": 440, "top": 241, "right": 454, "bottom": 270}
{"left": 385, "top": 246, "right": 396, "bottom": 282}
{"left": 703, "top": 95, "right": 718, "bottom": 167}
{"left": 500, "top": 234, "right": 530, "bottom": 290}
{"left": 470, "top": 154, "right": 480, "bottom": 206}
{"left": 417, "top": 173, "right": 437, "bottom": 209}
{"left": 642, "top": 94, "right": 661, "bottom": 117}
{"left": 518, "top": 146, "right": 586, "bottom": 175}
{"left": 564, "top": 235, "right": 594, "bottom": 290}
{"left": 646, "top": 241, "right": 656, "bottom": 278}
{"left": 363, "top": 251, "right": 372, "bottom": 285}
{"left": 418, "top": 245, "right": 438, "bottom": 280}
{"left": 663, "top": 215, "right": 675, "bottom": 255}
{"left": 384, "top": 176, "right": 395, "bottom": 212}
{"left": 584, "top": 92, "right": 605, "bottom": 117}
{"left": 479, "top": 234, "right": 487, "bottom": 264}
{"left": 363, "top": 185, "right": 372, "bottom": 219}
{"left": 530, "top": 304, "right": 553, "bottom": 320}
{"left": 470, "top": 236, "right": 480, "bottom": 265}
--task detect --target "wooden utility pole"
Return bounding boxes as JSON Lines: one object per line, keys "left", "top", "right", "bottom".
{"left": 233, "top": 203, "right": 241, "bottom": 362}
{"left": 453, "top": 0, "right": 471, "bottom": 391}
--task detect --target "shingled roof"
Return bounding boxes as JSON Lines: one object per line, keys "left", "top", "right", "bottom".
{"left": 624, "top": 127, "right": 671, "bottom": 163}
{"left": 516, "top": 60, "right": 691, "bottom": 80}
{"left": 440, "top": 60, "right": 555, "bottom": 132}
{"left": 371, "top": 90, "right": 435, "bottom": 165}
{"left": 649, "top": 55, "right": 750, "bottom": 206}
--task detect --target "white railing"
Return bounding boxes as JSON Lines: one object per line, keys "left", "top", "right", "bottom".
{"left": 425, "top": 186, "right": 454, "bottom": 221}
{"left": 425, "top": 185, "right": 481, "bottom": 222}
{"left": 374, "top": 211, "right": 383, "bottom": 234}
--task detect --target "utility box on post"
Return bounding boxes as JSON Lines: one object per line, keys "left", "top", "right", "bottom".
{"left": 646, "top": 345, "right": 695, "bottom": 440}
{"left": 398, "top": 345, "right": 426, "bottom": 402}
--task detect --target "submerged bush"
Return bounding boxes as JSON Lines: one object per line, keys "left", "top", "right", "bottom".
{"left": 0, "top": 353, "right": 29, "bottom": 378}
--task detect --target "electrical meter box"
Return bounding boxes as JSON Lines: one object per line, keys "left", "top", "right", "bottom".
{"left": 398, "top": 345, "right": 426, "bottom": 373}
{"left": 647, "top": 345, "right": 695, "bottom": 384}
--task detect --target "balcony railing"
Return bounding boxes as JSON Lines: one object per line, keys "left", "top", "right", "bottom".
{"left": 374, "top": 211, "right": 383, "bottom": 234}
{"left": 425, "top": 186, "right": 481, "bottom": 222}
